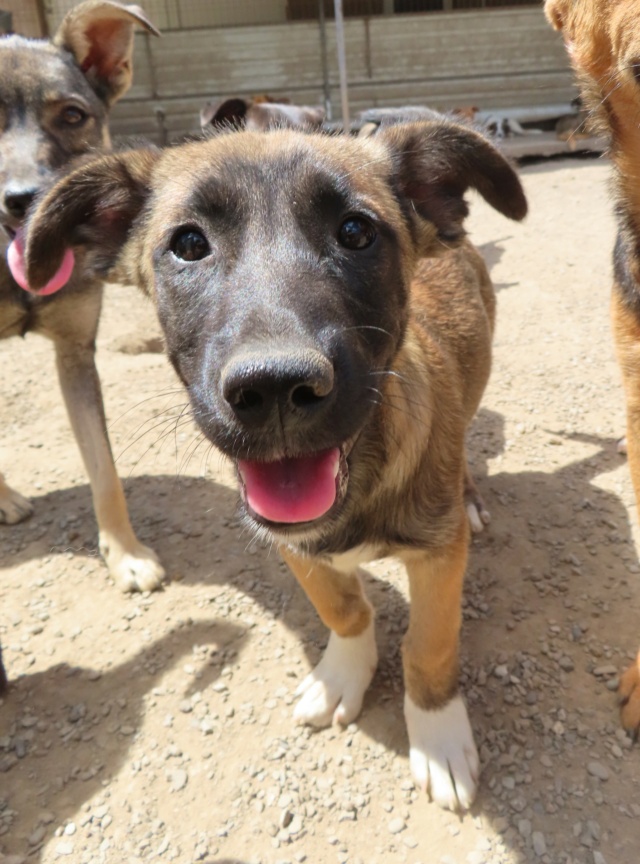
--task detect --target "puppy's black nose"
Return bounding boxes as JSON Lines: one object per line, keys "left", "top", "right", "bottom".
{"left": 4, "top": 188, "right": 37, "bottom": 219}
{"left": 222, "top": 349, "right": 334, "bottom": 428}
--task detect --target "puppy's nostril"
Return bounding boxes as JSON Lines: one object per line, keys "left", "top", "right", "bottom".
{"left": 291, "top": 384, "right": 325, "bottom": 408}
{"left": 235, "top": 389, "right": 263, "bottom": 411}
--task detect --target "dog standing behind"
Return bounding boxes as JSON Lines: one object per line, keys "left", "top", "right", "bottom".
{"left": 545, "top": 0, "right": 640, "bottom": 737}
{"left": 23, "top": 118, "right": 526, "bottom": 808}
{"left": 0, "top": 1, "right": 165, "bottom": 594}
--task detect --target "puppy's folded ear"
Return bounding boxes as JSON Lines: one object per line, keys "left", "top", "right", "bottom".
{"left": 377, "top": 119, "right": 527, "bottom": 253}
{"left": 200, "top": 97, "right": 250, "bottom": 130}
{"left": 24, "top": 148, "right": 159, "bottom": 291}
{"left": 55, "top": 0, "right": 160, "bottom": 105}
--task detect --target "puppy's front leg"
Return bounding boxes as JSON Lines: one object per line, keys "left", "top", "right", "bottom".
{"left": 0, "top": 471, "right": 34, "bottom": 524}
{"left": 280, "top": 547, "right": 378, "bottom": 727}
{"left": 54, "top": 337, "right": 165, "bottom": 592}
{"left": 401, "top": 516, "right": 479, "bottom": 811}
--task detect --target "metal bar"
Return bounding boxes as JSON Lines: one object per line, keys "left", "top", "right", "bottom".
{"left": 318, "top": 0, "right": 332, "bottom": 120}
{"left": 333, "top": 0, "right": 350, "bottom": 131}
{"left": 34, "top": 0, "right": 48, "bottom": 37}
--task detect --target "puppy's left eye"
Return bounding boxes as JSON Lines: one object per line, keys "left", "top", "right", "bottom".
{"left": 60, "top": 106, "right": 87, "bottom": 126}
{"left": 171, "top": 229, "right": 210, "bottom": 262}
{"left": 338, "top": 215, "right": 376, "bottom": 250}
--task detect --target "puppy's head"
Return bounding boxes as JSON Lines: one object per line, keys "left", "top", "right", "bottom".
{"left": 25, "top": 120, "right": 526, "bottom": 542}
{"left": 0, "top": 0, "right": 157, "bottom": 240}
{"left": 200, "top": 96, "right": 325, "bottom": 132}
{"left": 545, "top": 0, "right": 640, "bottom": 148}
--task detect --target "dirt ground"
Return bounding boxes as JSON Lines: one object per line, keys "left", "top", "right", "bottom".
{"left": 1, "top": 154, "right": 639, "bottom": 864}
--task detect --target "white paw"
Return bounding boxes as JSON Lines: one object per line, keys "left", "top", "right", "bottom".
{"left": 0, "top": 484, "right": 34, "bottom": 524}
{"left": 466, "top": 501, "right": 490, "bottom": 534}
{"left": 404, "top": 693, "right": 479, "bottom": 811}
{"left": 102, "top": 538, "right": 166, "bottom": 593}
{"left": 294, "top": 623, "right": 378, "bottom": 727}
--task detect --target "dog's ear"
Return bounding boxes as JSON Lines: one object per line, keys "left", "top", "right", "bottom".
{"left": 200, "top": 97, "right": 249, "bottom": 129}
{"left": 55, "top": 1, "right": 160, "bottom": 106}
{"left": 24, "top": 148, "right": 160, "bottom": 291}
{"left": 377, "top": 120, "right": 527, "bottom": 251}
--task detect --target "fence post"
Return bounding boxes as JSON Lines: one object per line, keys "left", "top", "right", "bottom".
{"left": 333, "top": 0, "right": 350, "bottom": 131}
{"left": 318, "top": 0, "right": 332, "bottom": 121}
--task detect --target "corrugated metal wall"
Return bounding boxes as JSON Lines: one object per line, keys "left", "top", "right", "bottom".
{"left": 20, "top": 2, "right": 575, "bottom": 143}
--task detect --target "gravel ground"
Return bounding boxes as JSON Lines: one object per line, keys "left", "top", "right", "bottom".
{"left": 1, "top": 155, "right": 639, "bottom": 864}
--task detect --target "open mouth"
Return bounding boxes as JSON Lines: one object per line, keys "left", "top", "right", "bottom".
{"left": 237, "top": 444, "right": 350, "bottom": 528}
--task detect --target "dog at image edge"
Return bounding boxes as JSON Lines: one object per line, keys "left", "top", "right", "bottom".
{"left": 545, "top": 0, "right": 640, "bottom": 738}
{"left": 23, "top": 119, "right": 527, "bottom": 809}
{"left": 0, "top": 1, "right": 166, "bottom": 595}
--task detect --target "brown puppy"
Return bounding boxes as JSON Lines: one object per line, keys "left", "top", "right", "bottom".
{"left": 0, "top": 1, "right": 165, "bottom": 593}
{"left": 545, "top": 0, "right": 640, "bottom": 737}
{"left": 23, "top": 119, "right": 527, "bottom": 808}
{"left": 200, "top": 96, "right": 325, "bottom": 132}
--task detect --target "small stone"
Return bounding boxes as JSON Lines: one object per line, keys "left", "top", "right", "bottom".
{"left": 593, "top": 853, "right": 606, "bottom": 864}
{"left": 532, "top": 831, "right": 546, "bottom": 857}
{"left": 388, "top": 817, "right": 406, "bottom": 834}
{"left": 169, "top": 769, "right": 188, "bottom": 791}
{"left": 587, "top": 762, "right": 610, "bottom": 781}
{"left": 518, "top": 819, "right": 532, "bottom": 838}
{"left": 54, "top": 841, "right": 74, "bottom": 856}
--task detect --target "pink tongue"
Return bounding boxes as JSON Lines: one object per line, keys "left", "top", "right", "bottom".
{"left": 7, "top": 228, "right": 74, "bottom": 295}
{"left": 239, "top": 448, "right": 340, "bottom": 524}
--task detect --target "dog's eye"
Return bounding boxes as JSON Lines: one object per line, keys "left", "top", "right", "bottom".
{"left": 171, "top": 229, "right": 210, "bottom": 262}
{"left": 338, "top": 215, "right": 376, "bottom": 250}
{"left": 60, "top": 106, "right": 87, "bottom": 126}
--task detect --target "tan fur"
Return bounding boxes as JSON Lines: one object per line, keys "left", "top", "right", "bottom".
{"left": 546, "top": 0, "right": 640, "bottom": 735}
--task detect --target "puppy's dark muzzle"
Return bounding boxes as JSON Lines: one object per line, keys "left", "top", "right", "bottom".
{"left": 221, "top": 348, "right": 335, "bottom": 433}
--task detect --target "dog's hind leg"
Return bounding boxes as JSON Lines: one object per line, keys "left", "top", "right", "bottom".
{"left": 612, "top": 288, "right": 640, "bottom": 731}
{"left": 0, "top": 471, "right": 34, "bottom": 524}
{"left": 463, "top": 462, "right": 491, "bottom": 534}
{"left": 280, "top": 547, "right": 378, "bottom": 728}
{"left": 400, "top": 514, "right": 479, "bottom": 811}
{"left": 619, "top": 651, "right": 640, "bottom": 739}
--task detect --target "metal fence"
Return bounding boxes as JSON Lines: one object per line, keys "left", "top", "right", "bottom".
{"left": 43, "top": 0, "right": 540, "bottom": 32}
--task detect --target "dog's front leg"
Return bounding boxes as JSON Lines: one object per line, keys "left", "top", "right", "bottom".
{"left": 280, "top": 547, "right": 378, "bottom": 727}
{"left": 400, "top": 517, "right": 479, "bottom": 811}
{"left": 54, "top": 338, "right": 165, "bottom": 592}
{"left": 0, "top": 471, "right": 34, "bottom": 524}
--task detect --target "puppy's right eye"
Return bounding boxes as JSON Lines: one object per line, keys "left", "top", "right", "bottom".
{"left": 171, "top": 229, "right": 210, "bottom": 261}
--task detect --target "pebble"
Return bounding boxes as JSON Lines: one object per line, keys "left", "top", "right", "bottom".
{"left": 388, "top": 817, "right": 406, "bottom": 834}
{"left": 169, "top": 769, "right": 188, "bottom": 792}
{"left": 532, "top": 832, "right": 546, "bottom": 857}
{"left": 587, "top": 762, "right": 610, "bottom": 781}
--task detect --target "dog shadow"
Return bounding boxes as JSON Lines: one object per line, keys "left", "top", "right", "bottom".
{"left": 476, "top": 237, "right": 520, "bottom": 292}
{"left": 0, "top": 619, "right": 247, "bottom": 861}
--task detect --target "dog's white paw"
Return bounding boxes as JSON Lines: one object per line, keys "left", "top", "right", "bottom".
{"left": 404, "top": 693, "right": 479, "bottom": 811}
{"left": 0, "top": 482, "right": 34, "bottom": 524}
{"left": 466, "top": 501, "right": 490, "bottom": 534}
{"left": 102, "top": 537, "right": 166, "bottom": 593}
{"left": 294, "top": 623, "right": 378, "bottom": 727}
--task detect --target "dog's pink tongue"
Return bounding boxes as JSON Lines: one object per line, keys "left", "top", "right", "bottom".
{"left": 6, "top": 228, "right": 74, "bottom": 295}
{"left": 239, "top": 448, "right": 340, "bottom": 524}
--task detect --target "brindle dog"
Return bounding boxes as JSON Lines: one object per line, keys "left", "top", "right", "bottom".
{"left": 545, "top": 0, "right": 640, "bottom": 738}
{"left": 0, "top": 1, "right": 165, "bottom": 594}
{"left": 22, "top": 119, "right": 526, "bottom": 808}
